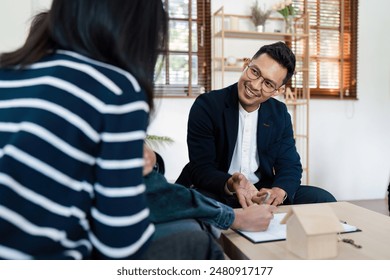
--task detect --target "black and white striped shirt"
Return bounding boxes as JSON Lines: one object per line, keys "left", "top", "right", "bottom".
{"left": 0, "top": 50, "right": 154, "bottom": 259}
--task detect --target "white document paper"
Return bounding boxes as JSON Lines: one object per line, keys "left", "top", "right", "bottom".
{"left": 236, "top": 213, "right": 359, "bottom": 243}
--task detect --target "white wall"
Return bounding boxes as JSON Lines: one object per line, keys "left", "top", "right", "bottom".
{"left": 147, "top": 98, "right": 192, "bottom": 182}
{"left": 309, "top": 0, "right": 390, "bottom": 200}
{"left": 0, "top": 0, "right": 52, "bottom": 53}
{"left": 0, "top": 1, "right": 31, "bottom": 53}
{"left": 1, "top": 0, "right": 389, "bottom": 200}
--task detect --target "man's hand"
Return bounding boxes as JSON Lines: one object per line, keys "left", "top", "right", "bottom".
{"left": 252, "top": 187, "right": 286, "bottom": 206}
{"left": 143, "top": 144, "right": 157, "bottom": 176}
{"left": 231, "top": 204, "right": 277, "bottom": 232}
{"left": 227, "top": 172, "right": 258, "bottom": 208}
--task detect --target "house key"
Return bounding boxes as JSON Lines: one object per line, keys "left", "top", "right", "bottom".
{"left": 342, "top": 238, "right": 362, "bottom": 249}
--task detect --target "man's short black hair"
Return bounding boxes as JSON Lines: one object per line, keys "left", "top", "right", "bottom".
{"left": 252, "top": 41, "right": 296, "bottom": 85}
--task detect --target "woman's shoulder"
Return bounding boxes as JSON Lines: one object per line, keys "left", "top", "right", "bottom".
{"left": 58, "top": 50, "right": 140, "bottom": 90}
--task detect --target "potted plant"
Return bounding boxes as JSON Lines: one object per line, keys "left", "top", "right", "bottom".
{"left": 145, "top": 134, "right": 174, "bottom": 151}
{"left": 250, "top": 0, "right": 271, "bottom": 32}
{"left": 273, "top": 0, "right": 298, "bottom": 33}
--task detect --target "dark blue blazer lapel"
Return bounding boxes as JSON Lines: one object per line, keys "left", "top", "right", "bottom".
{"left": 257, "top": 102, "right": 273, "bottom": 160}
{"left": 223, "top": 84, "right": 239, "bottom": 167}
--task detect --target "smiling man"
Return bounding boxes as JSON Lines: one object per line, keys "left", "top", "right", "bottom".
{"left": 177, "top": 41, "right": 336, "bottom": 208}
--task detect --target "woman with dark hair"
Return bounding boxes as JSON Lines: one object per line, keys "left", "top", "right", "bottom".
{"left": 0, "top": 0, "right": 167, "bottom": 259}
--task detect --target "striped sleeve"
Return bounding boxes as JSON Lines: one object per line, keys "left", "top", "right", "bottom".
{"left": 89, "top": 90, "right": 154, "bottom": 259}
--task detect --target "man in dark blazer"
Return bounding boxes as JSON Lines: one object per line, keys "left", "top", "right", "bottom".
{"left": 177, "top": 42, "right": 336, "bottom": 208}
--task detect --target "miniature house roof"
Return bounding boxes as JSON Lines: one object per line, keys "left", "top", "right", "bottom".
{"left": 280, "top": 204, "right": 344, "bottom": 235}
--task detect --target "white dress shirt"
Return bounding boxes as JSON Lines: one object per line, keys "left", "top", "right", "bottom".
{"left": 228, "top": 103, "right": 260, "bottom": 184}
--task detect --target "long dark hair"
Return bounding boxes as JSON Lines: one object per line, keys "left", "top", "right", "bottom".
{"left": 0, "top": 0, "right": 168, "bottom": 110}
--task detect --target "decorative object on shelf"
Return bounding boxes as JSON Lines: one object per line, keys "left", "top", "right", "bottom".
{"left": 226, "top": 56, "right": 237, "bottom": 66}
{"left": 250, "top": 0, "right": 271, "bottom": 32}
{"left": 284, "top": 87, "right": 296, "bottom": 103}
{"left": 273, "top": 0, "right": 297, "bottom": 33}
{"left": 285, "top": 15, "right": 294, "bottom": 33}
{"left": 256, "top": 25, "right": 264, "bottom": 32}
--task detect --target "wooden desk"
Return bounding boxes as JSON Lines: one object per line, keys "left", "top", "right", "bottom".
{"left": 220, "top": 202, "right": 390, "bottom": 259}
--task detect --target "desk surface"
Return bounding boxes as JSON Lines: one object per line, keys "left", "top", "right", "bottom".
{"left": 220, "top": 202, "right": 390, "bottom": 259}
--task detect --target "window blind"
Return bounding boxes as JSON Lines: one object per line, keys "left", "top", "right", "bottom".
{"left": 295, "top": 0, "right": 358, "bottom": 99}
{"left": 155, "top": 0, "right": 211, "bottom": 97}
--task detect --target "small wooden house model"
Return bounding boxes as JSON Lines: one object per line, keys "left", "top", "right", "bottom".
{"left": 280, "top": 204, "right": 343, "bottom": 259}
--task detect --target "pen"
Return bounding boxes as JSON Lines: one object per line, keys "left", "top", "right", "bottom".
{"left": 262, "top": 191, "right": 271, "bottom": 204}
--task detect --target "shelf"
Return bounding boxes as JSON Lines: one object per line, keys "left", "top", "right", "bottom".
{"left": 285, "top": 100, "right": 308, "bottom": 106}
{"left": 294, "top": 134, "right": 308, "bottom": 138}
{"left": 214, "top": 30, "right": 308, "bottom": 41}
{"left": 214, "top": 66, "right": 243, "bottom": 72}
{"left": 215, "top": 66, "right": 309, "bottom": 73}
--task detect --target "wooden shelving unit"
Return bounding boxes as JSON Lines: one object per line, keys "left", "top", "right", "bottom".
{"left": 214, "top": 30, "right": 308, "bottom": 41}
{"left": 212, "top": 6, "right": 311, "bottom": 184}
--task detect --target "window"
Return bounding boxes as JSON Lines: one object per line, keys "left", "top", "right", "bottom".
{"left": 155, "top": 0, "right": 211, "bottom": 97}
{"left": 295, "top": 0, "right": 358, "bottom": 99}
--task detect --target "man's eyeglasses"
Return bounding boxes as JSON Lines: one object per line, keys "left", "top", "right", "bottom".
{"left": 245, "top": 64, "right": 282, "bottom": 94}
